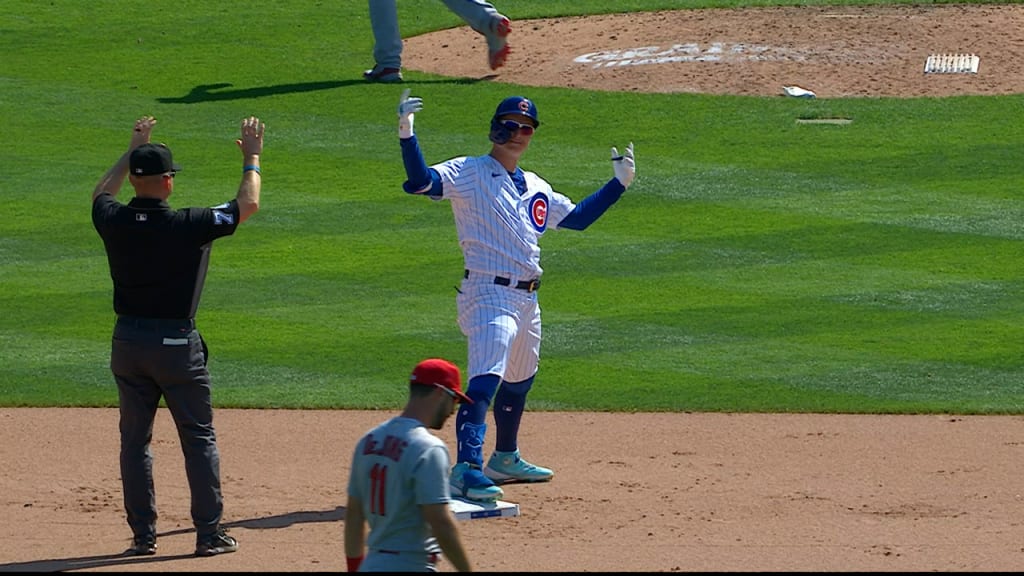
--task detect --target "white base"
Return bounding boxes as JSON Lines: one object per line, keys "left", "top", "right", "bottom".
{"left": 449, "top": 497, "right": 520, "bottom": 520}
{"left": 924, "top": 53, "right": 979, "bottom": 74}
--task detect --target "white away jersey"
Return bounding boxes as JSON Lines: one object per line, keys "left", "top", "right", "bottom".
{"left": 347, "top": 416, "right": 451, "bottom": 554}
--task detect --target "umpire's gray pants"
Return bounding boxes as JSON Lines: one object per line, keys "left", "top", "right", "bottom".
{"left": 110, "top": 316, "right": 223, "bottom": 540}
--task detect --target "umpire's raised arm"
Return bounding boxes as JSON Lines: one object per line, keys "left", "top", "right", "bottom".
{"left": 235, "top": 116, "right": 264, "bottom": 224}
{"left": 92, "top": 116, "right": 159, "bottom": 201}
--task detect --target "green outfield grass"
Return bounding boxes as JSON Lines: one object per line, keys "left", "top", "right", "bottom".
{"left": 2, "top": 0, "right": 1021, "bottom": 412}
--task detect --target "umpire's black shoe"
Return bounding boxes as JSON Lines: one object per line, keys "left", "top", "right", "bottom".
{"left": 126, "top": 535, "right": 157, "bottom": 556}
{"left": 195, "top": 529, "right": 238, "bottom": 557}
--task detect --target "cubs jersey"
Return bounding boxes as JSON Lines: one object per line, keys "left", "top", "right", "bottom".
{"left": 431, "top": 154, "right": 575, "bottom": 281}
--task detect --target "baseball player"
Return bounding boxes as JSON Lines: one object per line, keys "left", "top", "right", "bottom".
{"left": 364, "top": 0, "right": 511, "bottom": 83}
{"left": 345, "top": 358, "right": 473, "bottom": 572}
{"left": 393, "top": 89, "right": 636, "bottom": 501}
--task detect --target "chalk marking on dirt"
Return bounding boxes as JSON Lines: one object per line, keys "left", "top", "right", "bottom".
{"left": 574, "top": 43, "right": 888, "bottom": 68}
{"left": 576, "top": 43, "right": 806, "bottom": 67}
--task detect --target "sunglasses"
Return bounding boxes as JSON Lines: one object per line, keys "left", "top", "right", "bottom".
{"left": 500, "top": 120, "right": 535, "bottom": 136}
{"left": 427, "top": 381, "right": 459, "bottom": 401}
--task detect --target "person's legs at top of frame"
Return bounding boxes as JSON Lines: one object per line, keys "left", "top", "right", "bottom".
{"left": 364, "top": 0, "right": 511, "bottom": 82}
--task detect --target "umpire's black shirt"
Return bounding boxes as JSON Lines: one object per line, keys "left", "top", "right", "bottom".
{"left": 92, "top": 194, "right": 240, "bottom": 319}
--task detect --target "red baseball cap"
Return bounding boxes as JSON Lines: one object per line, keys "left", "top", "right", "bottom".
{"left": 410, "top": 358, "right": 472, "bottom": 404}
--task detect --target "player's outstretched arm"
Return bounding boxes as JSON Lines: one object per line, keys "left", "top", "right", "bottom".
{"left": 557, "top": 142, "right": 636, "bottom": 231}
{"left": 398, "top": 89, "right": 442, "bottom": 195}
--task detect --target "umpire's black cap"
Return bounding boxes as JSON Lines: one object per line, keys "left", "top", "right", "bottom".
{"left": 130, "top": 143, "right": 182, "bottom": 176}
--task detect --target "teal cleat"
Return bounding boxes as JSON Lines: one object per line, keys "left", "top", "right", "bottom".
{"left": 484, "top": 449, "right": 553, "bottom": 484}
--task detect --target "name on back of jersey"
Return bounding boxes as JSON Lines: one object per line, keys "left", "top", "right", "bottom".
{"left": 362, "top": 434, "right": 409, "bottom": 462}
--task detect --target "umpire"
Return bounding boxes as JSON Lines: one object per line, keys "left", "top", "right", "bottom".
{"left": 91, "top": 115, "right": 264, "bottom": 557}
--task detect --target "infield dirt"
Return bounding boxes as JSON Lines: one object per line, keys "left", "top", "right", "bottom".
{"left": 2, "top": 409, "right": 1024, "bottom": 571}
{"left": 404, "top": 3, "right": 1024, "bottom": 98}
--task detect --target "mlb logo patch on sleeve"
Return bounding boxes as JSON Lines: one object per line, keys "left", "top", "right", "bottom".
{"left": 213, "top": 210, "right": 235, "bottom": 226}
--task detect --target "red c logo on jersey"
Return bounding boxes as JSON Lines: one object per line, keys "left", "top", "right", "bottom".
{"left": 529, "top": 194, "right": 548, "bottom": 233}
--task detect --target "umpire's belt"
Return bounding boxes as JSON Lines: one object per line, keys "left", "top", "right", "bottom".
{"left": 464, "top": 269, "right": 540, "bottom": 293}
{"left": 116, "top": 315, "right": 195, "bottom": 331}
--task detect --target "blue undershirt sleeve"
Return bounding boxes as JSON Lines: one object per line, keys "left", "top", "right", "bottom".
{"left": 557, "top": 178, "right": 626, "bottom": 230}
{"left": 400, "top": 135, "right": 442, "bottom": 196}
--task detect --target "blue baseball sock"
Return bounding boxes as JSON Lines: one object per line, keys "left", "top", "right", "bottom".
{"left": 493, "top": 375, "right": 533, "bottom": 453}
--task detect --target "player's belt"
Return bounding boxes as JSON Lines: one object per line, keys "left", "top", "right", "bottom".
{"left": 464, "top": 270, "right": 540, "bottom": 292}
{"left": 375, "top": 549, "right": 440, "bottom": 564}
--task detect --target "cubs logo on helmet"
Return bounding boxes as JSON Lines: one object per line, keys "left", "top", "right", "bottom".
{"left": 492, "top": 96, "right": 539, "bottom": 127}
{"left": 489, "top": 96, "right": 541, "bottom": 144}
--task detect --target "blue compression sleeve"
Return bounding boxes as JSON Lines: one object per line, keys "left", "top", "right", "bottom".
{"left": 400, "top": 135, "right": 442, "bottom": 196}
{"left": 557, "top": 177, "right": 626, "bottom": 230}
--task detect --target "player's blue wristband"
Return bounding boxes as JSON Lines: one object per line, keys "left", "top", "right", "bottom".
{"left": 243, "top": 165, "right": 261, "bottom": 174}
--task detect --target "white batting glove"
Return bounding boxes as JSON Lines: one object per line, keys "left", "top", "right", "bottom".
{"left": 397, "top": 88, "right": 423, "bottom": 139}
{"left": 611, "top": 142, "right": 635, "bottom": 189}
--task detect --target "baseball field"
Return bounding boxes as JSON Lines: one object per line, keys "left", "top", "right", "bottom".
{"left": 2, "top": 0, "right": 1023, "bottom": 571}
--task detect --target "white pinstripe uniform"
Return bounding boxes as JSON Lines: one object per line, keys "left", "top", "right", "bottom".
{"left": 430, "top": 155, "right": 575, "bottom": 382}
{"left": 397, "top": 93, "right": 630, "bottom": 495}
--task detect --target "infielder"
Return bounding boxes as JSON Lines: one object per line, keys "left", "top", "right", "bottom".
{"left": 394, "top": 89, "right": 636, "bottom": 501}
{"left": 345, "top": 358, "right": 473, "bottom": 572}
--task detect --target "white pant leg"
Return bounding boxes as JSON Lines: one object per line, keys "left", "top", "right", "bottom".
{"left": 506, "top": 295, "right": 540, "bottom": 383}
{"left": 457, "top": 280, "right": 539, "bottom": 381}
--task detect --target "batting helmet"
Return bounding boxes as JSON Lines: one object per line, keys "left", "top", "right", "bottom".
{"left": 489, "top": 96, "right": 540, "bottom": 144}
